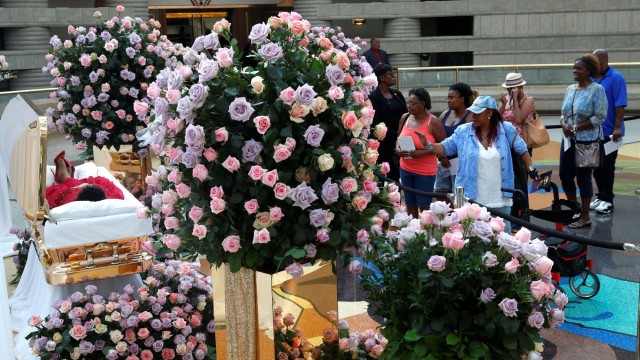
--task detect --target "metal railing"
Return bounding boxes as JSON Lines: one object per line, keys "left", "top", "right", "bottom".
{"left": 396, "top": 62, "right": 640, "bottom": 91}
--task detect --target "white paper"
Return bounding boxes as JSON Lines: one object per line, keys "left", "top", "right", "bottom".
{"left": 397, "top": 136, "right": 416, "bottom": 152}
{"left": 603, "top": 135, "right": 623, "bottom": 155}
{"left": 449, "top": 158, "right": 459, "bottom": 176}
{"left": 563, "top": 135, "right": 572, "bottom": 152}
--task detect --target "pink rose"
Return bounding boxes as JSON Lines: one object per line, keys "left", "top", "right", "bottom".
{"left": 141, "top": 349, "right": 153, "bottom": 360}
{"left": 340, "top": 177, "right": 357, "bottom": 193}
{"left": 192, "top": 224, "right": 207, "bottom": 239}
{"left": 216, "top": 49, "right": 234, "bottom": 68}
{"left": 441, "top": 232, "right": 466, "bottom": 250}
{"left": 136, "top": 206, "right": 149, "bottom": 219}
{"left": 215, "top": 127, "right": 229, "bottom": 142}
{"left": 253, "top": 115, "right": 271, "bottom": 134}
{"left": 203, "top": 147, "right": 218, "bottom": 162}
{"left": 168, "top": 168, "right": 183, "bottom": 184}
{"left": 69, "top": 324, "right": 87, "bottom": 340}
{"left": 534, "top": 256, "right": 553, "bottom": 275}
{"left": 248, "top": 165, "right": 265, "bottom": 181}
{"left": 269, "top": 207, "right": 283, "bottom": 221}
{"left": 188, "top": 206, "right": 204, "bottom": 223}
{"left": 209, "top": 186, "right": 224, "bottom": 199}
{"left": 138, "top": 328, "right": 150, "bottom": 340}
{"left": 262, "top": 169, "right": 278, "bottom": 187}
{"left": 209, "top": 198, "right": 226, "bottom": 214}
{"left": 146, "top": 84, "right": 162, "bottom": 99}
{"left": 514, "top": 227, "right": 532, "bottom": 243}
{"left": 504, "top": 257, "right": 520, "bottom": 274}
{"left": 351, "top": 195, "right": 368, "bottom": 211}
{"left": 244, "top": 199, "right": 259, "bottom": 214}
{"left": 192, "top": 164, "right": 209, "bottom": 181}
{"left": 549, "top": 309, "right": 565, "bottom": 328}
{"left": 91, "top": 110, "right": 103, "bottom": 121}
{"left": 289, "top": 103, "right": 309, "bottom": 122}
{"left": 316, "top": 229, "right": 330, "bottom": 243}
{"left": 164, "top": 216, "right": 180, "bottom": 230}
{"left": 133, "top": 101, "right": 149, "bottom": 116}
{"left": 489, "top": 217, "right": 506, "bottom": 233}
{"left": 27, "top": 315, "right": 43, "bottom": 327}
{"left": 163, "top": 234, "right": 181, "bottom": 250}
{"left": 176, "top": 183, "right": 191, "bottom": 198}
{"left": 252, "top": 228, "right": 271, "bottom": 244}
{"left": 279, "top": 87, "right": 295, "bottom": 105}
{"left": 116, "top": 5, "right": 125, "bottom": 12}
{"left": 362, "top": 180, "right": 379, "bottom": 194}
{"left": 341, "top": 111, "right": 358, "bottom": 130}
{"left": 166, "top": 89, "right": 182, "bottom": 104}
{"left": 222, "top": 235, "right": 241, "bottom": 253}
{"left": 348, "top": 260, "right": 363, "bottom": 274}
{"left": 530, "top": 280, "right": 550, "bottom": 301}
{"left": 222, "top": 156, "right": 240, "bottom": 172}
{"left": 273, "top": 182, "right": 289, "bottom": 200}
{"left": 334, "top": 51, "right": 350, "bottom": 69}
{"left": 327, "top": 85, "right": 344, "bottom": 101}
{"left": 273, "top": 144, "right": 292, "bottom": 162}
{"left": 116, "top": 109, "right": 126, "bottom": 119}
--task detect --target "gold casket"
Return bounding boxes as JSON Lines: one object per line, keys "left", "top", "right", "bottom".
{"left": 1, "top": 95, "right": 153, "bottom": 285}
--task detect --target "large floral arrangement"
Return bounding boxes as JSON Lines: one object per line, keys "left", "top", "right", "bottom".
{"left": 274, "top": 306, "right": 386, "bottom": 359}
{"left": 26, "top": 260, "right": 215, "bottom": 360}
{"left": 9, "top": 226, "right": 32, "bottom": 284}
{"left": 360, "top": 202, "right": 567, "bottom": 359}
{"left": 0, "top": 55, "right": 17, "bottom": 82}
{"left": 137, "top": 13, "right": 395, "bottom": 274}
{"left": 44, "top": 6, "right": 186, "bottom": 158}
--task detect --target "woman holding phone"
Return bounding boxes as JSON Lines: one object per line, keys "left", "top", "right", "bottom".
{"left": 395, "top": 88, "right": 446, "bottom": 217}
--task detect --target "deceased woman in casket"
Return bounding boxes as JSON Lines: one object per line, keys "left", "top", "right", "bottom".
{"left": 45, "top": 151, "right": 125, "bottom": 209}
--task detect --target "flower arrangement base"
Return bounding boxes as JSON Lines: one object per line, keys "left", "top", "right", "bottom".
{"left": 92, "top": 145, "right": 152, "bottom": 176}
{"left": 213, "top": 261, "right": 338, "bottom": 359}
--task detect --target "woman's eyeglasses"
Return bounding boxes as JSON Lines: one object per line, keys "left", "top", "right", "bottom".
{"left": 406, "top": 101, "right": 418, "bottom": 106}
{"left": 384, "top": 72, "right": 396, "bottom": 78}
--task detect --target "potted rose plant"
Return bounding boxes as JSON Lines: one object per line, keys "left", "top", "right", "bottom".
{"left": 44, "top": 5, "right": 186, "bottom": 159}
{"left": 360, "top": 202, "right": 567, "bottom": 359}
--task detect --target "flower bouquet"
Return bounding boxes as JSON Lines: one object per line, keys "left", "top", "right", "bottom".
{"left": 9, "top": 226, "right": 32, "bottom": 284}
{"left": 0, "top": 55, "right": 17, "bottom": 82}
{"left": 136, "top": 13, "right": 394, "bottom": 275}
{"left": 44, "top": 5, "right": 186, "bottom": 159}
{"left": 360, "top": 202, "right": 567, "bottom": 359}
{"left": 26, "top": 260, "right": 215, "bottom": 360}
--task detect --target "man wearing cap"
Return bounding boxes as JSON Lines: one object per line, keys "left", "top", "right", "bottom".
{"left": 415, "top": 95, "right": 539, "bottom": 233}
{"left": 363, "top": 38, "right": 390, "bottom": 67}
{"left": 590, "top": 49, "right": 627, "bottom": 214}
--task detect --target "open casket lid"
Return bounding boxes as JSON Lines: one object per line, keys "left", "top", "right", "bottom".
{"left": 0, "top": 95, "right": 48, "bottom": 224}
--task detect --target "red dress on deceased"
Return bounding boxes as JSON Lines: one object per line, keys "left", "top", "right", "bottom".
{"left": 45, "top": 177, "right": 125, "bottom": 209}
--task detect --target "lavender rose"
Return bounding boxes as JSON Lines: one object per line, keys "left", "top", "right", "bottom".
{"left": 197, "top": 59, "right": 219, "bottom": 82}
{"left": 181, "top": 150, "right": 198, "bottom": 169}
{"left": 321, "top": 178, "right": 339, "bottom": 205}
{"left": 497, "top": 232, "right": 523, "bottom": 257}
{"left": 167, "top": 69, "right": 184, "bottom": 90}
{"left": 242, "top": 139, "right": 264, "bottom": 163}
{"left": 482, "top": 251, "right": 498, "bottom": 268}
{"left": 303, "top": 125, "right": 325, "bottom": 147}
{"left": 309, "top": 209, "right": 328, "bottom": 228}
{"left": 249, "top": 23, "right": 270, "bottom": 44}
{"left": 498, "top": 298, "right": 518, "bottom": 317}
{"left": 228, "top": 97, "right": 255, "bottom": 122}
{"left": 294, "top": 84, "right": 317, "bottom": 106}
{"left": 528, "top": 310, "right": 545, "bottom": 329}
{"left": 325, "top": 64, "right": 345, "bottom": 86}
{"left": 203, "top": 32, "right": 220, "bottom": 50}
{"left": 480, "top": 288, "right": 496, "bottom": 303}
{"left": 176, "top": 97, "right": 195, "bottom": 122}
{"left": 289, "top": 183, "right": 318, "bottom": 210}
{"left": 189, "top": 83, "right": 209, "bottom": 108}
{"left": 184, "top": 124, "right": 205, "bottom": 149}
{"left": 258, "top": 43, "right": 283, "bottom": 63}
{"left": 472, "top": 220, "right": 494, "bottom": 243}
{"left": 427, "top": 255, "right": 446, "bottom": 272}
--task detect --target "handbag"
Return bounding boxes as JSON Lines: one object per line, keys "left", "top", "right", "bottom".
{"left": 509, "top": 128, "right": 529, "bottom": 185}
{"left": 522, "top": 112, "right": 550, "bottom": 148}
{"left": 575, "top": 140, "right": 601, "bottom": 168}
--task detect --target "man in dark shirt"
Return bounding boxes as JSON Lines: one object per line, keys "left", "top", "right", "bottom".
{"left": 363, "top": 38, "right": 390, "bottom": 67}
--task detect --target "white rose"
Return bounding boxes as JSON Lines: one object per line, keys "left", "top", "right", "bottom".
{"left": 251, "top": 76, "right": 265, "bottom": 94}
{"left": 317, "top": 153, "right": 334, "bottom": 171}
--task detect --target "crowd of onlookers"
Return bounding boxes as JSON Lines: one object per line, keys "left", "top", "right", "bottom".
{"left": 366, "top": 38, "right": 627, "bottom": 232}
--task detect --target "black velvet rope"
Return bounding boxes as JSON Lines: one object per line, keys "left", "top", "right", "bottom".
{"left": 373, "top": 171, "right": 626, "bottom": 251}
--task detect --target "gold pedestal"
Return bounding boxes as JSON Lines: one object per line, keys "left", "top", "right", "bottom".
{"left": 213, "top": 261, "right": 338, "bottom": 359}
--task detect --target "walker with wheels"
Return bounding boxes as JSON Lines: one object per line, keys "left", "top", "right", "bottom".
{"left": 523, "top": 171, "right": 601, "bottom": 299}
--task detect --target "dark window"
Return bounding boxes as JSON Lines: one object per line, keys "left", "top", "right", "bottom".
{"left": 423, "top": 52, "right": 473, "bottom": 67}
{"left": 421, "top": 16, "right": 473, "bottom": 37}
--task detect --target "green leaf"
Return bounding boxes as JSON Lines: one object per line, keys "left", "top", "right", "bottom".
{"left": 417, "top": 268, "right": 432, "bottom": 281}
{"left": 404, "top": 329, "right": 422, "bottom": 342}
{"left": 446, "top": 333, "right": 460, "bottom": 345}
{"left": 285, "top": 247, "right": 306, "bottom": 259}
{"left": 414, "top": 342, "right": 428, "bottom": 357}
{"left": 469, "top": 342, "right": 487, "bottom": 358}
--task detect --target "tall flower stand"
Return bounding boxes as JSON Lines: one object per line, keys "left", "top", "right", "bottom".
{"left": 92, "top": 145, "right": 155, "bottom": 189}
{"left": 212, "top": 261, "right": 338, "bottom": 359}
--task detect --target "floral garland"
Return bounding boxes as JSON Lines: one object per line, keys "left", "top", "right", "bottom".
{"left": 360, "top": 202, "right": 566, "bottom": 359}
{"left": 44, "top": 6, "right": 186, "bottom": 158}
{"left": 26, "top": 260, "right": 215, "bottom": 360}
{"left": 137, "top": 14, "right": 396, "bottom": 275}
{"left": 9, "top": 226, "right": 32, "bottom": 284}
{"left": 0, "top": 55, "right": 17, "bottom": 82}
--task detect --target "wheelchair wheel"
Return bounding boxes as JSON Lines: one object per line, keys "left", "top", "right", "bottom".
{"left": 569, "top": 269, "right": 600, "bottom": 299}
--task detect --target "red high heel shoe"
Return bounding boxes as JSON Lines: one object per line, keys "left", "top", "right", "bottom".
{"left": 53, "top": 151, "right": 66, "bottom": 183}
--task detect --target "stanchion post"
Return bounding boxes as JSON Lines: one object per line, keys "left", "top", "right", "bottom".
{"left": 449, "top": 186, "right": 466, "bottom": 209}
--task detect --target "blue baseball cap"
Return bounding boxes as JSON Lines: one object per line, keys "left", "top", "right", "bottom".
{"left": 467, "top": 95, "right": 498, "bottom": 114}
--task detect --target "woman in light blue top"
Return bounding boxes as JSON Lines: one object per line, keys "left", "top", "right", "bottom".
{"left": 416, "top": 96, "right": 538, "bottom": 233}
{"left": 559, "top": 54, "right": 607, "bottom": 229}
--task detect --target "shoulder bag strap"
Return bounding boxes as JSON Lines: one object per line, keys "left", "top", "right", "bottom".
{"left": 397, "top": 113, "right": 410, "bottom": 135}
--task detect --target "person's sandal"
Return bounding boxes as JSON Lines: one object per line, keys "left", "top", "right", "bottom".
{"left": 568, "top": 219, "right": 592, "bottom": 229}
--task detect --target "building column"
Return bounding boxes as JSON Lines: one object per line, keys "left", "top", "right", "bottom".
{"left": 294, "top": 0, "right": 332, "bottom": 29}
{"left": 105, "top": 0, "right": 149, "bottom": 20}
{"left": 383, "top": 0, "right": 420, "bottom": 68}
{"left": 1, "top": 0, "right": 51, "bottom": 90}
